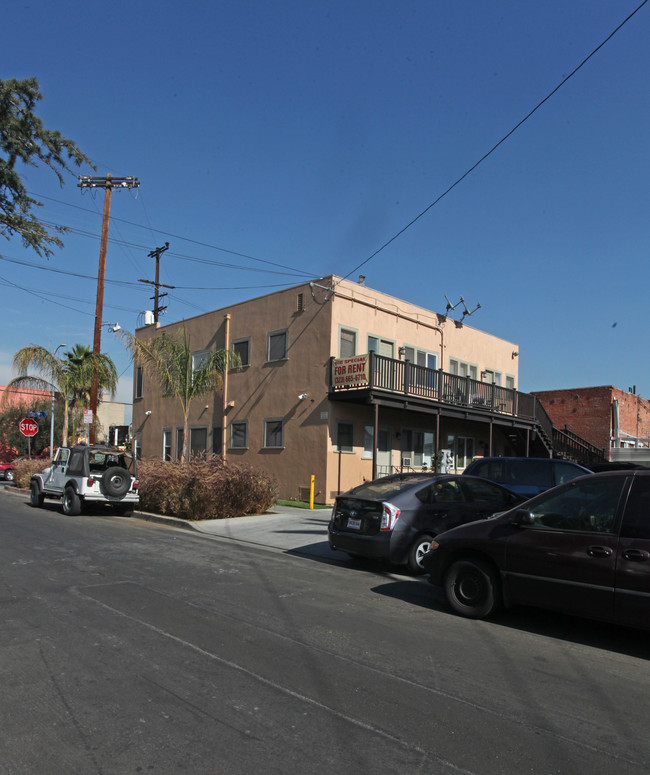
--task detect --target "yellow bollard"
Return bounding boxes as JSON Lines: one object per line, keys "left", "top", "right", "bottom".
{"left": 309, "top": 474, "right": 315, "bottom": 509}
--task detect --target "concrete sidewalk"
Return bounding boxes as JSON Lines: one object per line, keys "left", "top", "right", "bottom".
{"left": 133, "top": 503, "right": 336, "bottom": 557}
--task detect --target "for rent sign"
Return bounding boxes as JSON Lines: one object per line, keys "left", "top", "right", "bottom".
{"left": 333, "top": 355, "right": 370, "bottom": 388}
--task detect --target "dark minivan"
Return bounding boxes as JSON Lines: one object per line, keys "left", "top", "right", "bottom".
{"left": 463, "top": 456, "right": 591, "bottom": 498}
{"left": 328, "top": 473, "right": 522, "bottom": 573}
{"left": 423, "top": 470, "right": 650, "bottom": 630}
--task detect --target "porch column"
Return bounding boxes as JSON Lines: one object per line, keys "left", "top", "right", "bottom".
{"left": 373, "top": 401, "right": 378, "bottom": 480}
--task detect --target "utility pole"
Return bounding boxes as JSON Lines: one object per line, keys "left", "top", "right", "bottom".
{"left": 78, "top": 174, "right": 140, "bottom": 443}
{"left": 139, "top": 242, "right": 174, "bottom": 326}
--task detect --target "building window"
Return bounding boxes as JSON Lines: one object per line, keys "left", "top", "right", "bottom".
{"left": 264, "top": 419, "right": 284, "bottom": 448}
{"left": 368, "top": 336, "right": 395, "bottom": 358}
{"left": 449, "top": 359, "right": 478, "bottom": 380}
{"left": 296, "top": 293, "right": 304, "bottom": 312}
{"left": 192, "top": 350, "right": 210, "bottom": 373}
{"left": 230, "top": 420, "right": 248, "bottom": 449}
{"left": 267, "top": 330, "right": 288, "bottom": 362}
{"left": 232, "top": 338, "right": 250, "bottom": 367}
{"left": 190, "top": 427, "right": 208, "bottom": 458}
{"left": 163, "top": 429, "right": 172, "bottom": 461}
{"left": 506, "top": 375, "right": 515, "bottom": 390}
{"left": 135, "top": 366, "right": 144, "bottom": 399}
{"left": 176, "top": 428, "right": 184, "bottom": 461}
{"left": 212, "top": 426, "right": 223, "bottom": 456}
{"left": 336, "top": 421, "right": 354, "bottom": 453}
{"left": 339, "top": 327, "right": 357, "bottom": 358}
{"left": 483, "top": 370, "right": 502, "bottom": 386}
{"left": 362, "top": 425, "right": 374, "bottom": 459}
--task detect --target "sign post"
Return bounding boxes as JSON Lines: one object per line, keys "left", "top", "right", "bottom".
{"left": 19, "top": 417, "right": 39, "bottom": 458}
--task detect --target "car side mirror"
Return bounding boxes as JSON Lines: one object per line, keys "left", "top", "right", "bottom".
{"left": 510, "top": 509, "right": 535, "bottom": 527}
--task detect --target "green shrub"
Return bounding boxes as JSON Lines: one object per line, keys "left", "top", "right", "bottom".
{"left": 136, "top": 456, "right": 277, "bottom": 520}
{"left": 13, "top": 458, "right": 50, "bottom": 489}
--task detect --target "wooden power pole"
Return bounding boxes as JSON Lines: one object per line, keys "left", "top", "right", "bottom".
{"left": 78, "top": 174, "right": 140, "bottom": 443}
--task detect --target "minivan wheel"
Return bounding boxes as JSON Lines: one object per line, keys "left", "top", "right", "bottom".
{"left": 444, "top": 558, "right": 501, "bottom": 619}
{"left": 407, "top": 534, "right": 435, "bottom": 574}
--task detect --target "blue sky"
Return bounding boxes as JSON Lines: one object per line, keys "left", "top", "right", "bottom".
{"left": 2, "top": 0, "right": 649, "bottom": 412}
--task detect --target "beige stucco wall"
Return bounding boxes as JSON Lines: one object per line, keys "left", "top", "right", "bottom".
{"left": 134, "top": 275, "right": 519, "bottom": 503}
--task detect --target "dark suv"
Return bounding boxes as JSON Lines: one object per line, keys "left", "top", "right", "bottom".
{"left": 463, "top": 456, "right": 591, "bottom": 498}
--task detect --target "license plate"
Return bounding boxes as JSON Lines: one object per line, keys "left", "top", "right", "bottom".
{"left": 347, "top": 517, "right": 362, "bottom": 529}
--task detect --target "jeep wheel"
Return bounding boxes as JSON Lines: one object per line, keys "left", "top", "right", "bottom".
{"left": 101, "top": 467, "right": 131, "bottom": 497}
{"left": 30, "top": 481, "right": 45, "bottom": 508}
{"left": 62, "top": 486, "right": 82, "bottom": 516}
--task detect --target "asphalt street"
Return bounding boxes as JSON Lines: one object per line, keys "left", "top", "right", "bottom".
{"left": 1, "top": 486, "right": 649, "bottom": 774}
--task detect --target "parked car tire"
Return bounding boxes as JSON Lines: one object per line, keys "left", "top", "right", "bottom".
{"left": 100, "top": 467, "right": 131, "bottom": 497}
{"left": 407, "top": 533, "right": 435, "bottom": 574}
{"left": 443, "top": 558, "right": 501, "bottom": 618}
{"left": 5, "top": 468, "right": 15, "bottom": 482}
{"left": 62, "top": 486, "right": 82, "bottom": 516}
{"left": 30, "top": 481, "right": 44, "bottom": 508}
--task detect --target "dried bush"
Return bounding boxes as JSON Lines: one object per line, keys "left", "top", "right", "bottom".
{"left": 136, "top": 456, "right": 277, "bottom": 520}
{"left": 13, "top": 458, "right": 50, "bottom": 489}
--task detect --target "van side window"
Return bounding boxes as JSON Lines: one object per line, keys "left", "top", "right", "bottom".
{"left": 621, "top": 478, "right": 650, "bottom": 539}
{"left": 553, "top": 461, "right": 587, "bottom": 485}
{"left": 513, "top": 460, "right": 551, "bottom": 488}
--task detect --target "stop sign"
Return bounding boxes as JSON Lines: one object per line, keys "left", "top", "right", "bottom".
{"left": 19, "top": 418, "right": 39, "bottom": 437}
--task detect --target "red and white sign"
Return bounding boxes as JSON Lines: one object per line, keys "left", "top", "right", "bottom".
{"left": 333, "top": 355, "right": 370, "bottom": 388}
{"left": 19, "top": 418, "right": 39, "bottom": 437}
{"left": 83, "top": 409, "right": 93, "bottom": 424}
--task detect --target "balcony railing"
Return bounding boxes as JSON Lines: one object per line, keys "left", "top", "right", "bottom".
{"left": 330, "top": 352, "right": 553, "bottom": 441}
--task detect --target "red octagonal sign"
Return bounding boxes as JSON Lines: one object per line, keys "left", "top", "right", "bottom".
{"left": 19, "top": 418, "right": 39, "bottom": 437}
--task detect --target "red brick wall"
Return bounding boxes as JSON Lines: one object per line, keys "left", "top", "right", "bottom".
{"left": 535, "top": 386, "right": 650, "bottom": 453}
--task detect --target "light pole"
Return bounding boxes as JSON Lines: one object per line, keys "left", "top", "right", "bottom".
{"left": 50, "top": 344, "right": 66, "bottom": 460}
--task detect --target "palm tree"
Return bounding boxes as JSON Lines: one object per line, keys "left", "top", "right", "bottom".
{"left": 119, "top": 328, "right": 240, "bottom": 463}
{"left": 2, "top": 343, "right": 118, "bottom": 446}
{"left": 63, "top": 344, "right": 118, "bottom": 441}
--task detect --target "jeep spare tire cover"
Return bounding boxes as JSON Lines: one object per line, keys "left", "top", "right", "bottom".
{"left": 101, "top": 467, "right": 131, "bottom": 497}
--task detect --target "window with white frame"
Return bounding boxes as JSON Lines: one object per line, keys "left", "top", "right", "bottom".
{"left": 232, "top": 338, "right": 250, "bottom": 367}
{"left": 506, "top": 375, "right": 515, "bottom": 390}
{"left": 400, "top": 429, "right": 434, "bottom": 468}
{"left": 134, "top": 365, "right": 144, "bottom": 399}
{"left": 362, "top": 425, "right": 374, "bottom": 459}
{"left": 483, "top": 370, "right": 502, "bottom": 386}
{"left": 339, "top": 327, "right": 357, "bottom": 358}
{"left": 230, "top": 420, "right": 248, "bottom": 448}
{"left": 192, "top": 350, "right": 210, "bottom": 373}
{"left": 264, "top": 419, "right": 284, "bottom": 448}
{"left": 162, "top": 429, "right": 172, "bottom": 461}
{"left": 267, "top": 330, "right": 288, "bottom": 361}
{"left": 367, "top": 336, "right": 394, "bottom": 358}
{"left": 336, "top": 421, "right": 354, "bottom": 453}
{"left": 448, "top": 359, "right": 478, "bottom": 380}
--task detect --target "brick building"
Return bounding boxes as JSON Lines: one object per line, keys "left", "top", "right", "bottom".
{"left": 535, "top": 386, "right": 650, "bottom": 458}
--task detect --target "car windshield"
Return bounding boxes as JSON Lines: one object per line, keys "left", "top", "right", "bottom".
{"left": 346, "top": 475, "right": 430, "bottom": 500}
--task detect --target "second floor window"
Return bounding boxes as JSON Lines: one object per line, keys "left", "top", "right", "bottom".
{"left": 135, "top": 366, "right": 144, "bottom": 399}
{"left": 231, "top": 421, "right": 248, "bottom": 448}
{"left": 339, "top": 328, "right": 356, "bottom": 358}
{"left": 268, "top": 330, "right": 288, "bottom": 361}
{"left": 232, "top": 338, "right": 250, "bottom": 367}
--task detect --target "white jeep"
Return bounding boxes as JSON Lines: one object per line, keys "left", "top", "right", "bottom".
{"left": 30, "top": 444, "right": 140, "bottom": 516}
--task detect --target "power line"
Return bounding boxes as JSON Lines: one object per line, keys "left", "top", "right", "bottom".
{"left": 342, "top": 0, "right": 649, "bottom": 281}
{"left": 29, "top": 191, "right": 314, "bottom": 277}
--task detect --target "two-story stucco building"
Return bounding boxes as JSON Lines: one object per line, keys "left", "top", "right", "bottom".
{"left": 134, "top": 275, "right": 553, "bottom": 503}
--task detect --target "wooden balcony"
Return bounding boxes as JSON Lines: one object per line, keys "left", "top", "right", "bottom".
{"left": 328, "top": 352, "right": 554, "bottom": 447}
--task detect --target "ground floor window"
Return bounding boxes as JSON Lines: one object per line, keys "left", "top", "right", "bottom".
{"left": 400, "top": 429, "right": 434, "bottom": 468}
{"left": 176, "top": 428, "right": 184, "bottom": 461}
{"left": 230, "top": 420, "right": 248, "bottom": 449}
{"left": 452, "top": 435, "right": 475, "bottom": 470}
{"left": 212, "top": 426, "right": 223, "bottom": 456}
{"left": 163, "top": 429, "right": 172, "bottom": 461}
{"left": 190, "top": 427, "right": 208, "bottom": 459}
{"left": 362, "top": 425, "right": 374, "bottom": 459}
{"left": 264, "top": 419, "right": 284, "bottom": 448}
{"left": 336, "top": 421, "right": 354, "bottom": 453}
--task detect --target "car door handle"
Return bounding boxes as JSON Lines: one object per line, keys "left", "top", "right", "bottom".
{"left": 623, "top": 549, "right": 650, "bottom": 562}
{"left": 587, "top": 546, "right": 613, "bottom": 558}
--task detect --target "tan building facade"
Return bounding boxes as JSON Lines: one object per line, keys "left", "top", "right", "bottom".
{"left": 134, "top": 276, "right": 535, "bottom": 502}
